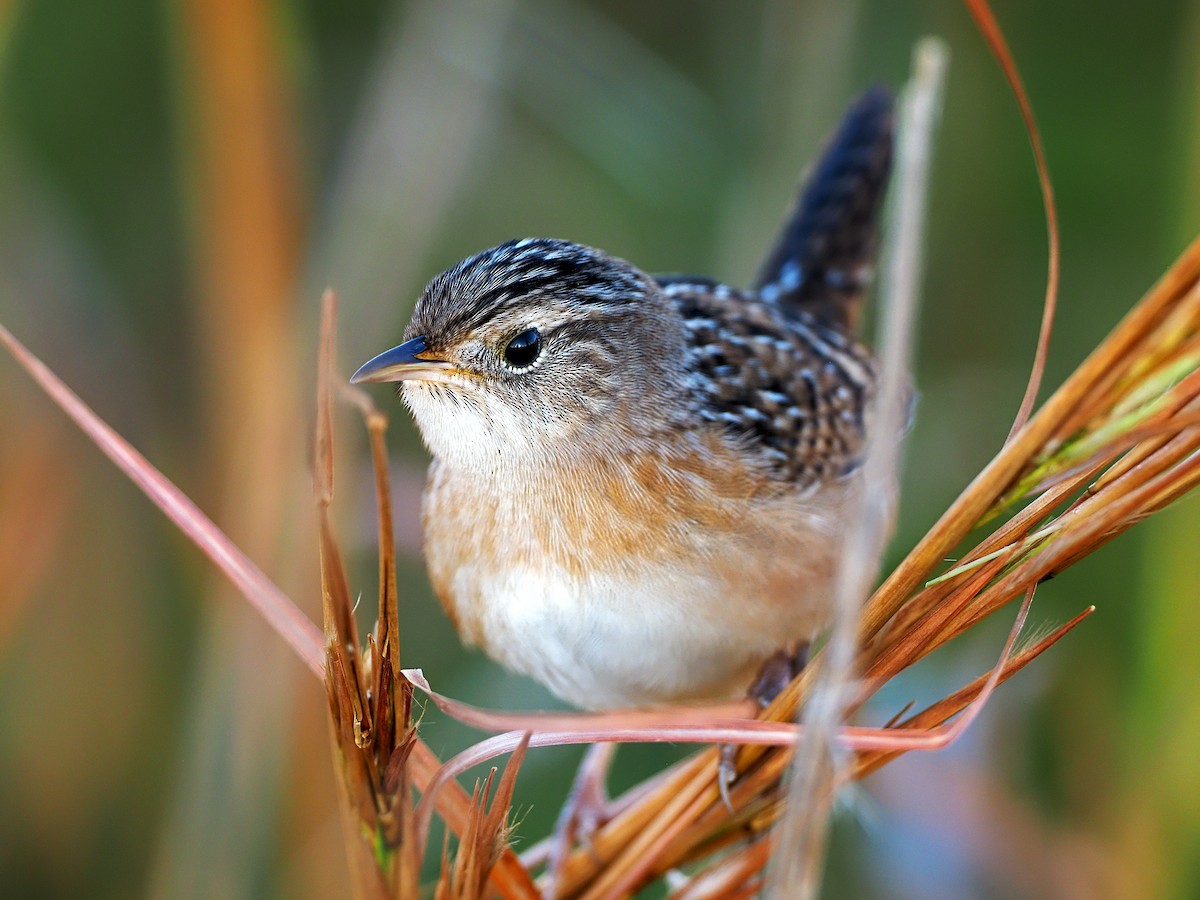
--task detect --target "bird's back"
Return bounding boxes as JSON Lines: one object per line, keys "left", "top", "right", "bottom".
{"left": 658, "top": 86, "right": 893, "bottom": 491}
{"left": 664, "top": 279, "right": 877, "bottom": 488}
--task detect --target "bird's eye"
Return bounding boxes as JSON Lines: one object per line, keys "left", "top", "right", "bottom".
{"left": 503, "top": 327, "right": 542, "bottom": 370}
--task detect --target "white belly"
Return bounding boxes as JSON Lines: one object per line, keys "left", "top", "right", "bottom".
{"left": 446, "top": 555, "right": 826, "bottom": 709}
{"left": 421, "top": 453, "right": 847, "bottom": 709}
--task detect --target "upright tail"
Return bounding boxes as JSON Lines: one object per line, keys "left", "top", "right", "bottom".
{"left": 754, "top": 86, "right": 894, "bottom": 331}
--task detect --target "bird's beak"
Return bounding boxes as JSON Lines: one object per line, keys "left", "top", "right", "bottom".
{"left": 349, "top": 336, "right": 454, "bottom": 384}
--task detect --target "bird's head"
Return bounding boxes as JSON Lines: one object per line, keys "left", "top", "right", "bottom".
{"left": 351, "top": 239, "right": 689, "bottom": 468}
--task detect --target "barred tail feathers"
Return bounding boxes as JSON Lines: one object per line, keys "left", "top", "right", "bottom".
{"left": 754, "top": 86, "right": 894, "bottom": 330}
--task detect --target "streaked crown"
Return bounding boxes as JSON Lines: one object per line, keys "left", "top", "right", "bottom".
{"left": 353, "top": 239, "right": 692, "bottom": 467}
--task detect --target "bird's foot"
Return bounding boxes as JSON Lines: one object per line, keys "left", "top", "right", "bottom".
{"left": 718, "top": 642, "right": 810, "bottom": 811}
{"left": 748, "top": 641, "right": 810, "bottom": 708}
{"left": 543, "top": 742, "right": 615, "bottom": 898}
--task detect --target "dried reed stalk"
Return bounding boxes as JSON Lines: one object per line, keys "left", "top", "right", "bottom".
{"left": 767, "top": 37, "right": 947, "bottom": 898}
{"left": 315, "top": 293, "right": 538, "bottom": 898}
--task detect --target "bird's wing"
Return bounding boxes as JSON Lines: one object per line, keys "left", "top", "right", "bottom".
{"left": 660, "top": 279, "right": 876, "bottom": 488}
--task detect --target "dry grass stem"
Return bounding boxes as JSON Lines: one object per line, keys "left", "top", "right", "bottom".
{"left": 767, "top": 37, "right": 948, "bottom": 898}
{"left": 315, "top": 291, "right": 537, "bottom": 898}
{"left": 964, "top": 0, "right": 1061, "bottom": 441}
{"left": 0, "top": 321, "right": 326, "bottom": 676}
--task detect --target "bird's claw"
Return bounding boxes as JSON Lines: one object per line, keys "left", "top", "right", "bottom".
{"left": 543, "top": 743, "right": 614, "bottom": 898}
{"left": 748, "top": 642, "right": 810, "bottom": 708}
{"left": 718, "top": 743, "right": 739, "bottom": 813}
{"left": 716, "top": 642, "right": 811, "bottom": 815}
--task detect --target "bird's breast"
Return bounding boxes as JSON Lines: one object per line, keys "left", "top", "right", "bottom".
{"left": 419, "top": 441, "right": 852, "bottom": 708}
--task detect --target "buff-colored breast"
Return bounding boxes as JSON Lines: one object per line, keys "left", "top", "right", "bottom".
{"left": 419, "top": 432, "right": 853, "bottom": 709}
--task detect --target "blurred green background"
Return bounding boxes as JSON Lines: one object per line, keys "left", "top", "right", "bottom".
{"left": 1, "top": 0, "right": 1199, "bottom": 897}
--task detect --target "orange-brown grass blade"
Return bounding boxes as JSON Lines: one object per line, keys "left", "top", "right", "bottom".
{"left": 317, "top": 289, "right": 414, "bottom": 898}
{"left": 0, "top": 418, "right": 76, "bottom": 647}
{"left": 408, "top": 743, "right": 539, "bottom": 899}
{"left": 668, "top": 608, "right": 1092, "bottom": 861}
{"left": 861, "top": 236, "right": 1200, "bottom": 645}
{"left": 964, "top": 0, "right": 1061, "bottom": 441}
{"left": 668, "top": 838, "right": 770, "bottom": 900}
{"left": 406, "top": 654, "right": 1061, "bottom": 762}
{"left": 853, "top": 605, "right": 1095, "bottom": 780}
{"left": 404, "top": 670, "right": 752, "bottom": 733}
{"left": 317, "top": 292, "right": 536, "bottom": 899}
{"left": 434, "top": 735, "right": 530, "bottom": 900}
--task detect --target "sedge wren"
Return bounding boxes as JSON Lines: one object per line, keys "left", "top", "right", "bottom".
{"left": 352, "top": 88, "right": 893, "bottom": 710}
